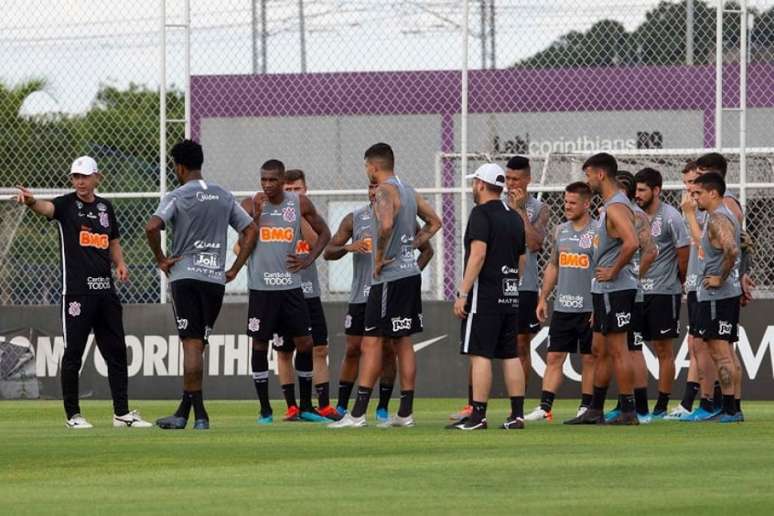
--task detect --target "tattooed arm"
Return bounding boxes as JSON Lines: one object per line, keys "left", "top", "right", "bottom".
{"left": 373, "top": 183, "right": 398, "bottom": 277}
{"left": 635, "top": 211, "right": 657, "bottom": 278}
{"left": 704, "top": 212, "right": 739, "bottom": 288}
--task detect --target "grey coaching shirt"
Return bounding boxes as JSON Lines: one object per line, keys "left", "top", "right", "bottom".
{"left": 553, "top": 219, "right": 596, "bottom": 313}
{"left": 371, "top": 176, "right": 420, "bottom": 285}
{"left": 248, "top": 191, "right": 303, "bottom": 291}
{"left": 641, "top": 202, "right": 690, "bottom": 295}
{"left": 697, "top": 204, "right": 742, "bottom": 302}
{"left": 591, "top": 191, "right": 638, "bottom": 293}
{"left": 350, "top": 204, "right": 374, "bottom": 304}
{"left": 154, "top": 179, "right": 253, "bottom": 285}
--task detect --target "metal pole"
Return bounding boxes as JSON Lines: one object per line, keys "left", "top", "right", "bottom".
{"left": 159, "top": 0, "right": 168, "bottom": 304}
{"left": 251, "top": 0, "right": 258, "bottom": 73}
{"left": 479, "top": 0, "right": 486, "bottom": 68}
{"left": 433, "top": 152, "right": 444, "bottom": 301}
{"left": 489, "top": 0, "right": 496, "bottom": 68}
{"left": 261, "top": 0, "right": 267, "bottom": 73}
{"left": 739, "top": 0, "right": 748, "bottom": 220}
{"left": 715, "top": 0, "right": 723, "bottom": 150}
{"left": 686, "top": 0, "right": 694, "bottom": 65}
{"left": 299, "top": 0, "right": 307, "bottom": 73}
{"left": 461, "top": 0, "right": 470, "bottom": 261}
{"left": 184, "top": 0, "right": 191, "bottom": 139}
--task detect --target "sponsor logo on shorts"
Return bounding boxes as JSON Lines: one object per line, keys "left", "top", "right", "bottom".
{"left": 195, "top": 192, "right": 220, "bottom": 202}
{"left": 616, "top": 312, "right": 632, "bottom": 327}
{"left": 193, "top": 252, "right": 219, "bottom": 270}
{"left": 633, "top": 331, "right": 645, "bottom": 347}
{"left": 344, "top": 314, "right": 352, "bottom": 329}
{"left": 365, "top": 326, "right": 377, "bottom": 332}
{"left": 260, "top": 226, "right": 295, "bottom": 242}
{"left": 86, "top": 276, "right": 111, "bottom": 290}
{"left": 282, "top": 206, "right": 296, "bottom": 223}
{"left": 79, "top": 230, "right": 109, "bottom": 250}
{"left": 98, "top": 212, "right": 110, "bottom": 228}
{"left": 502, "top": 278, "right": 519, "bottom": 296}
{"left": 248, "top": 318, "right": 260, "bottom": 332}
{"left": 418, "top": 313, "right": 424, "bottom": 328}
{"left": 660, "top": 329, "right": 671, "bottom": 335}
{"left": 559, "top": 252, "right": 590, "bottom": 269}
{"left": 204, "top": 326, "right": 212, "bottom": 340}
{"left": 558, "top": 294, "right": 584, "bottom": 309}
{"left": 176, "top": 318, "right": 188, "bottom": 330}
{"left": 263, "top": 272, "right": 293, "bottom": 286}
{"left": 718, "top": 320, "right": 732, "bottom": 335}
{"left": 391, "top": 317, "right": 412, "bottom": 332}
{"left": 67, "top": 301, "right": 81, "bottom": 317}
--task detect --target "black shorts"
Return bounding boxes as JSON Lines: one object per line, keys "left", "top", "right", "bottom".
{"left": 627, "top": 301, "right": 645, "bottom": 351}
{"left": 275, "top": 296, "right": 328, "bottom": 351}
{"left": 170, "top": 279, "right": 225, "bottom": 343}
{"left": 62, "top": 291, "right": 126, "bottom": 359}
{"left": 547, "top": 311, "right": 592, "bottom": 354}
{"left": 695, "top": 296, "right": 741, "bottom": 343}
{"left": 365, "top": 275, "right": 423, "bottom": 338}
{"left": 247, "top": 288, "right": 311, "bottom": 343}
{"left": 687, "top": 291, "right": 701, "bottom": 337}
{"left": 592, "top": 290, "right": 636, "bottom": 336}
{"left": 344, "top": 303, "right": 367, "bottom": 336}
{"left": 642, "top": 294, "right": 681, "bottom": 341}
{"left": 460, "top": 312, "right": 518, "bottom": 359}
{"left": 518, "top": 291, "right": 540, "bottom": 335}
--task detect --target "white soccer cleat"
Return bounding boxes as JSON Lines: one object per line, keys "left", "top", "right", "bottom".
{"left": 113, "top": 409, "right": 153, "bottom": 428}
{"left": 663, "top": 404, "right": 691, "bottom": 420}
{"left": 576, "top": 406, "right": 589, "bottom": 418}
{"left": 66, "top": 414, "right": 93, "bottom": 429}
{"left": 378, "top": 414, "right": 415, "bottom": 428}
{"left": 524, "top": 406, "right": 552, "bottom": 422}
{"left": 327, "top": 413, "right": 367, "bottom": 428}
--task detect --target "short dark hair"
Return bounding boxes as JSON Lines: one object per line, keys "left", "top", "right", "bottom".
{"left": 696, "top": 152, "right": 727, "bottom": 177}
{"left": 694, "top": 171, "right": 726, "bottom": 197}
{"left": 682, "top": 160, "right": 699, "bottom": 175}
{"left": 616, "top": 170, "right": 635, "bottom": 199}
{"left": 261, "top": 159, "right": 285, "bottom": 176}
{"left": 364, "top": 143, "right": 395, "bottom": 170}
{"left": 483, "top": 182, "right": 503, "bottom": 195}
{"left": 506, "top": 156, "right": 530, "bottom": 173}
{"left": 634, "top": 167, "right": 663, "bottom": 189}
{"left": 170, "top": 139, "right": 203, "bottom": 170}
{"left": 285, "top": 169, "right": 306, "bottom": 185}
{"left": 565, "top": 181, "right": 592, "bottom": 198}
{"left": 583, "top": 152, "right": 617, "bottom": 178}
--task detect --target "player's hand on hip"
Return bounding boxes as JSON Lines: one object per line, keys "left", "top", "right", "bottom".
{"left": 703, "top": 275, "right": 722, "bottom": 289}
{"left": 286, "top": 253, "right": 307, "bottom": 272}
{"left": 158, "top": 256, "right": 181, "bottom": 275}
{"left": 373, "top": 257, "right": 395, "bottom": 278}
{"left": 115, "top": 263, "right": 129, "bottom": 283}
{"left": 594, "top": 266, "right": 616, "bottom": 282}
{"left": 453, "top": 297, "right": 468, "bottom": 320}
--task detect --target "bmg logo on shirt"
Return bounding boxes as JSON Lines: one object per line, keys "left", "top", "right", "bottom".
{"left": 502, "top": 278, "right": 519, "bottom": 296}
{"left": 79, "top": 230, "right": 109, "bottom": 250}
{"left": 559, "top": 251, "right": 590, "bottom": 269}
{"left": 260, "top": 227, "right": 295, "bottom": 242}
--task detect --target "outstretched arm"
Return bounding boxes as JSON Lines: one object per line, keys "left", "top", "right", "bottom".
{"left": 16, "top": 186, "right": 54, "bottom": 218}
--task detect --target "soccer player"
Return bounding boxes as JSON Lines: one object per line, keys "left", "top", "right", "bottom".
{"left": 329, "top": 142, "right": 441, "bottom": 428}
{"left": 324, "top": 181, "right": 433, "bottom": 421}
{"left": 147, "top": 140, "right": 257, "bottom": 430}
{"left": 16, "top": 156, "right": 151, "bottom": 429}
{"left": 633, "top": 168, "right": 689, "bottom": 418}
{"left": 271, "top": 169, "right": 336, "bottom": 420}
{"left": 450, "top": 164, "right": 527, "bottom": 430}
{"left": 685, "top": 172, "right": 743, "bottom": 423}
{"left": 567, "top": 153, "right": 639, "bottom": 425}
{"left": 526, "top": 182, "right": 596, "bottom": 422}
{"left": 239, "top": 159, "right": 331, "bottom": 424}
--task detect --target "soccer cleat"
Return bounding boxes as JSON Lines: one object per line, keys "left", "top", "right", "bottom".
{"left": 445, "top": 417, "right": 468, "bottom": 429}
{"left": 379, "top": 414, "right": 415, "bottom": 428}
{"left": 576, "top": 406, "right": 589, "bottom": 418}
{"left": 317, "top": 405, "right": 342, "bottom": 421}
{"left": 375, "top": 407, "right": 390, "bottom": 423}
{"left": 501, "top": 416, "right": 525, "bottom": 430}
{"left": 113, "top": 410, "right": 152, "bottom": 428}
{"left": 451, "top": 418, "right": 487, "bottom": 430}
{"left": 156, "top": 415, "right": 187, "bottom": 430}
{"left": 679, "top": 407, "right": 720, "bottom": 422}
{"left": 738, "top": 411, "right": 745, "bottom": 422}
{"left": 604, "top": 408, "right": 621, "bottom": 423}
{"left": 650, "top": 410, "right": 667, "bottom": 421}
{"left": 637, "top": 413, "right": 652, "bottom": 424}
{"left": 335, "top": 406, "right": 347, "bottom": 417}
{"left": 193, "top": 419, "right": 210, "bottom": 430}
{"left": 607, "top": 411, "right": 640, "bottom": 426}
{"left": 299, "top": 409, "right": 332, "bottom": 423}
{"left": 663, "top": 404, "right": 691, "bottom": 420}
{"left": 256, "top": 414, "right": 273, "bottom": 425}
{"left": 524, "top": 407, "right": 553, "bottom": 422}
{"left": 65, "top": 414, "right": 93, "bottom": 429}
{"left": 283, "top": 406, "right": 301, "bottom": 422}
{"left": 564, "top": 408, "right": 605, "bottom": 425}
{"left": 327, "top": 413, "right": 367, "bottom": 428}
{"left": 718, "top": 412, "right": 743, "bottom": 423}
{"left": 449, "top": 405, "right": 472, "bottom": 421}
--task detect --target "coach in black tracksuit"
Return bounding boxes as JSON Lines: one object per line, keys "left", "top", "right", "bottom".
{"left": 16, "top": 156, "right": 148, "bottom": 428}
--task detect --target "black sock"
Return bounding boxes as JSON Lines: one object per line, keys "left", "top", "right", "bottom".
{"left": 281, "top": 383, "right": 297, "bottom": 409}
{"left": 700, "top": 397, "right": 714, "bottom": 413}
{"left": 315, "top": 382, "right": 330, "bottom": 408}
{"left": 398, "top": 390, "right": 414, "bottom": 417}
{"left": 539, "top": 390, "right": 555, "bottom": 412}
{"left": 295, "top": 351, "right": 314, "bottom": 411}
{"left": 735, "top": 398, "right": 741, "bottom": 413}
{"left": 377, "top": 383, "right": 394, "bottom": 411}
{"left": 619, "top": 393, "right": 635, "bottom": 413}
{"left": 189, "top": 390, "right": 208, "bottom": 421}
{"left": 350, "top": 386, "right": 372, "bottom": 418}
{"left": 591, "top": 385, "right": 607, "bottom": 411}
{"left": 713, "top": 381, "right": 723, "bottom": 411}
{"left": 467, "top": 384, "right": 473, "bottom": 406}
{"left": 510, "top": 396, "right": 525, "bottom": 419}
{"left": 470, "top": 400, "right": 487, "bottom": 423}
{"left": 337, "top": 381, "right": 354, "bottom": 410}
{"left": 251, "top": 349, "right": 272, "bottom": 417}
{"left": 174, "top": 391, "right": 192, "bottom": 419}
{"left": 580, "top": 393, "right": 593, "bottom": 408}
{"left": 634, "top": 387, "right": 649, "bottom": 415}
{"left": 653, "top": 391, "right": 670, "bottom": 414}
{"left": 681, "top": 381, "right": 700, "bottom": 411}
{"left": 722, "top": 394, "right": 736, "bottom": 415}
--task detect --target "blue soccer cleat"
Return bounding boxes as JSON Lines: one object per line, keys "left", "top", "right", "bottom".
{"left": 650, "top": 410, "right": 667, "bottom": 421}
{"left": 336, "top": 406, "right": 347, "bottom": 417}
{"left": 604, "top": 408, "right": 620, "bottom": 423}
{"left": 637, "top": 413, "right": 652, "bottom": 424}
{"left": 679, "top": 407, "right": 720, "bottom": 422}
{"left": 718, "top": 412, "right": 743, "bottom": 423}
{"left": 299, "top": 410, "right": 332, "bottom": 423}
{"left": 375, "top": 407, "right": 390, "bottom": 423}
{"left": 156, "top": 415, "right": 187, "bottom": 430}
{"left": 256, "top": 414, "right": 273, "bottom": 425}
{"left": 193, "top": 419, "right": 210, "bottom": 430}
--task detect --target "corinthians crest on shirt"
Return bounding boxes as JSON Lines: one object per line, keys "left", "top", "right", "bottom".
{"left": 282, "top": 205, "right": 296, "bottom": 223}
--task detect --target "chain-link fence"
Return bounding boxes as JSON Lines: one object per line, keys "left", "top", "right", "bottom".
{"left": 2, "top": 1, "right": 774, "bottom": 305}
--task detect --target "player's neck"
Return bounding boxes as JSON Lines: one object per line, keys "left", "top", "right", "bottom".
{"left": 645, "top": 197, "right": 660, "bottom": 216}
{"left": 376, "top": 170, "right": 396, "bottom": 184}
{"left": 600, "top": 181, "right": 618, "bottom": 202}
{"left": 75, "top": 191, "right": 96, "bottom": 203}
{"left": 182, "top": 170, "right": 203, "bottom": 184}
{"left": 266, "top": 191, "right": 285, "bottom": 205}
{"left": 571, "top": 213, "right": 590, "bottom": 231}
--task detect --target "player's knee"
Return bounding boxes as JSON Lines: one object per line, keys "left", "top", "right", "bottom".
{"left": 345, "top": 344, "right": 361, "bottom": 359}
{"left": 546, "top": 353, "right": 564, "bottom": 368}
{"left": 313, "top": 345, "right": 328, "bottom": 360}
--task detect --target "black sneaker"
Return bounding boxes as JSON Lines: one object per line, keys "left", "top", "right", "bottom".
{"left": 607, "top": 411, "right": 639, "bottom": 426}
{"left": 564, "top": 408, "right": 605, "bottom": 425}
{"left": 501, "top": 416, "right": 525, "bottom": 430}
{"left": 451, "top": 418, "right": 488, "bottom": 431}
{"left": 445, "top": 417, "right": 469, "bottom": 429}
{"left": 156, "top": 415, "right": 187, "bottom": 429}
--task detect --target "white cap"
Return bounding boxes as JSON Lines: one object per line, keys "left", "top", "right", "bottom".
{"left": 70, "top": 156, "right": 98, "bottom": 176}
{"left": 466, "top": 163, "right": 505, "bottom": 188}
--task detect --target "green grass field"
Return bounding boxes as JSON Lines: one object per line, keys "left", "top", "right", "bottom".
{"left": 2, "top": 399, "right": 774, "bottom": 515}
